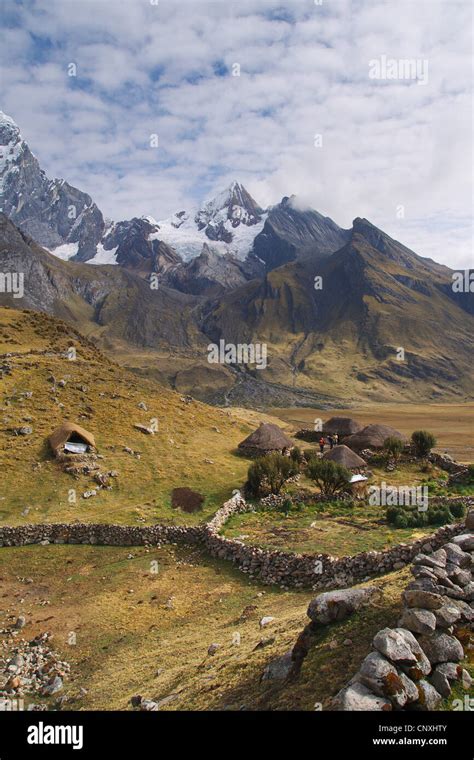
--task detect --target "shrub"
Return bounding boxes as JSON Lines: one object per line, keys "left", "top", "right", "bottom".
{"left": 281, "top": 498, "right": 293, "bottom": 517}
{"left": 290, "top": 446, "right": 304, "bottom": 465}
{"left": 394, "top": 512, "right": 409, "bottom": 528}
{"left": 449, "top": 501, "right": 466, "bottom": 519}
{"left": 466, "top": 465, "right": 474, "bottom": 484}
{"left": 383, "top": 436, "right": 404, "bottom": 462}
{"left": 306, "top": 458, "right": 351, "bottom": 496}
{"left": 411, "top": 430, "right": 437, "bottom": 458}
{"left": 247, "top": 453, "right": 299, "bottom": 498}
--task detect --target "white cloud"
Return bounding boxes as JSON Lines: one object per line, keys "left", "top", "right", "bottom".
{"left": 0, "top": 0, "right": 472, "bottom": 267}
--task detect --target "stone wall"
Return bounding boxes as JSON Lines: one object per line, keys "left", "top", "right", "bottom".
{"left": 334, "top": 510, "right": 474, "bottom": 710}
{"left": 1, "top": 494, "right": 472, "bottom": 591}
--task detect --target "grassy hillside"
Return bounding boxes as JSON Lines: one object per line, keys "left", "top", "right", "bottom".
{"left": 0, "top": 307, "right": 258, "bottom": 526}
{"left": 0, "top": 543, "right": 413, "bottom": 711}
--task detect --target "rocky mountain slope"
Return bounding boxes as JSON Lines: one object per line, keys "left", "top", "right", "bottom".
{"left": 1, "top": 110, "right": 473, "bottom": 406}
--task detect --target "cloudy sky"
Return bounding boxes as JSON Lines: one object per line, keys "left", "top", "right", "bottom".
{"left": 1, "top": 0, "right": 472, "bottom": 267}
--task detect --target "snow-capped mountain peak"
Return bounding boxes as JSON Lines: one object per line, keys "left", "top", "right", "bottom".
{"left": 153, "top": 181, "right": 267, "bottom": 261}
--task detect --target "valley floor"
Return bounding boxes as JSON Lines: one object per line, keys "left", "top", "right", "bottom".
{"left": 271, "top": 403, "right": 474, "bottom": 463}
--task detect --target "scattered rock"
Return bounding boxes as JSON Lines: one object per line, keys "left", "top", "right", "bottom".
{"left": 261, "top": 651, "right": 294, "bottom": 682}
{"left": 307, "top": 587, "right": 379, "bottom": 625}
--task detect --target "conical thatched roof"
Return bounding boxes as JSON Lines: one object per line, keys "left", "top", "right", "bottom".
{"left": 322, "top": 417, "right": 363, "bottom": 437}
{"left": 323, "top": 444, "right": 367, "bottom": 469}
{"left": 344, "top": 424, "right": 405, "bottom": 452}
{"left": 49, "top": 421, "right": 96, "bottom": 455}
{"left": 238, "top": 422, "right": 293, "bottom": 454}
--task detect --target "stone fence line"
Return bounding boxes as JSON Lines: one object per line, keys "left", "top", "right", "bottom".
{"left": 0, "top": 494, "right": 471, "bottom": 590}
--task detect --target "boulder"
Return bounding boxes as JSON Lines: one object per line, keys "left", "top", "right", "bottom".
{"left": 430, "top": 669, "right": 452, "bottom": 698}
{"left": 413, "top": 550, "right": 446, "bottom": 569}
{"left": 451, "top": 534, "right": 474, "bottom": 551}
{"left": 402, "top": 590, "right": 444, "bottom": 610}
{"left": 434, "top": 605, "right": 462, "bottom": 628}
{"left": 335, "top": 681, "right": 392, "bottom": 711}
{"left": 416, "top": 680, "right": 442, "bottom": 710}
{"left": 373, "top": 628, "right": 430, "bottom": 672}
{"left": 359, "top": 652, "right": 409, "bottom": 707}
{"left": 465, "top": 510, "right": 474, "bottom": 531}
{"left": 398, "top": 608, "right": 436, "bottom": 635}
{"left": 418, "top": 632, "right": 464, "bottom": 664}
{"left": 442, "top": 543, "right": 471, "bottom": 568}
{"left": 261, "top": 651, "right": 295, "bottom": 682}
{"left": 307, "top": 587, "right": 379, "bottom": 625}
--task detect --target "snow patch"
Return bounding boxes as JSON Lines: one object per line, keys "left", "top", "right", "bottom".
{"left": 89, "top": 244, "right": 118, "bottom": 265}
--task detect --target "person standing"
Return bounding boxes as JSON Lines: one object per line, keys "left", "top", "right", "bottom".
{"left": 319, "top": 436, "right": 325, "bottom": 453}
{"left": 334, "top": 433, "right": 339, "bottom": 446}
{"left": 328, "top": 435, "right": 334, "bottom": 449}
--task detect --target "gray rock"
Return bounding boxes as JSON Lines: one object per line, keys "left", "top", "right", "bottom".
{"left": 430, "top": 669, "right": 451, "bottom": 698}
{"left": 434, "top": 605, "right": 462, "bottom": 628}
{"left": 462, "top": 669, "right": 473, "bottom": 689}
{"left": 207, "top": 643, "right": 220, "bottom": 656}
{"left": 413, "top": 550, "right": 446, "bottom": 569}
{"left": 465, "top": 510, "right": 474, "bottom": 531}
{"left": 307, "top": 587, "right": 379, "bottom": 625}
{"left": 463, "top": 581, "right": 474, "bottom": 601}
{"left": 448, "top": 567, "right": 472, "bottom": 586}
{"left": 42, "top": 676, "right": 63, "bottom": 696}
{"left": 418, "top": 632, "right": 464, "bottom": 664}
{"left": 398, "top": 608, "right": 436, "bottom": 635}
{"left": 373, "top": 628, "right": 426, "bottom": 666}
{"left": 451, "top": 534, "right": 474, "bottom": 551}
{"left": 335, "top": 681, "right": 392, "bottom": 711}
{"left": 259, "top": 616, "right": 275, "bottom": 628}
{"left": 359, "top": 652, "right": 408, "bottom": 707}
{"left": 14, "top": 615, "right": 26, "bottom": 629}
{"left": 443, "top": 543, "right": 472, "bottom": 568}
{"left": 398, "top": 671, "right": 419, "bottom": 703}
{"left": 402, "top": 590, "right": 444, "bottom": 610}
{"left": 416, "top": 679, "right": 442, "bottom": 710}
{"left": 261, "top": 651, "right": 295, "bottom": 682}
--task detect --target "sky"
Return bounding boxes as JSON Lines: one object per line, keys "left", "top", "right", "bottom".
{"left": 1, "top": 0, "right": 473, "bottom": 268}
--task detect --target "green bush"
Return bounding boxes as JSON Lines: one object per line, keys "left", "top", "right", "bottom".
{"left": 394, "top": 513, "right": 409, "bottom": 528}
{"left": 306, "top": 458, "right": 351, "bottom": 497}
{"left": 247, "top": 453, "right": 299, "bottom": 498}
{"left": 466, "top": 465, "right": 474, "bottom": 484}
{"left": 411, "top": 430, "right": 437, "bottom": 458}
{"left": 449, "top": 501, "right": 466, "bottom": 519}
{"left": 383, "top": 436, "right": 404, "bottom": 461}
{"left": 290, "top": 446, "right": 304, "bottom": 465}
{"left": 386, "top": 502, "right": 458, "bottom": 528}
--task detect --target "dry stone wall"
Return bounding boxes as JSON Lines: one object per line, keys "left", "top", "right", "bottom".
{"left": 0, "top": 494, "right": 472, "bottom": 591}
{"left": 335, "top": 511, "right": 474, "bottom": 710}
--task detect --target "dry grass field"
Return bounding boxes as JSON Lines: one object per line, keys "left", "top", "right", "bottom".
{"left": 0, "top": 543, "right": 416, "bottom": 711}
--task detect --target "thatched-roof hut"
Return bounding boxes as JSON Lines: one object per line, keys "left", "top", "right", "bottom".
{"left": 344, "top": 424, "right": 405, "bottom": 452}
{"left": 238, "top": 422, "right": 293, "bottom": 457}
{"left": 322, "top": 416, "right": 363, "bottom": 438}
{"left": 323, "top": 444, "right": 367, "bottom": 471}
{"left": 49, "top": 422, "right": 96, "bottom": 458}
